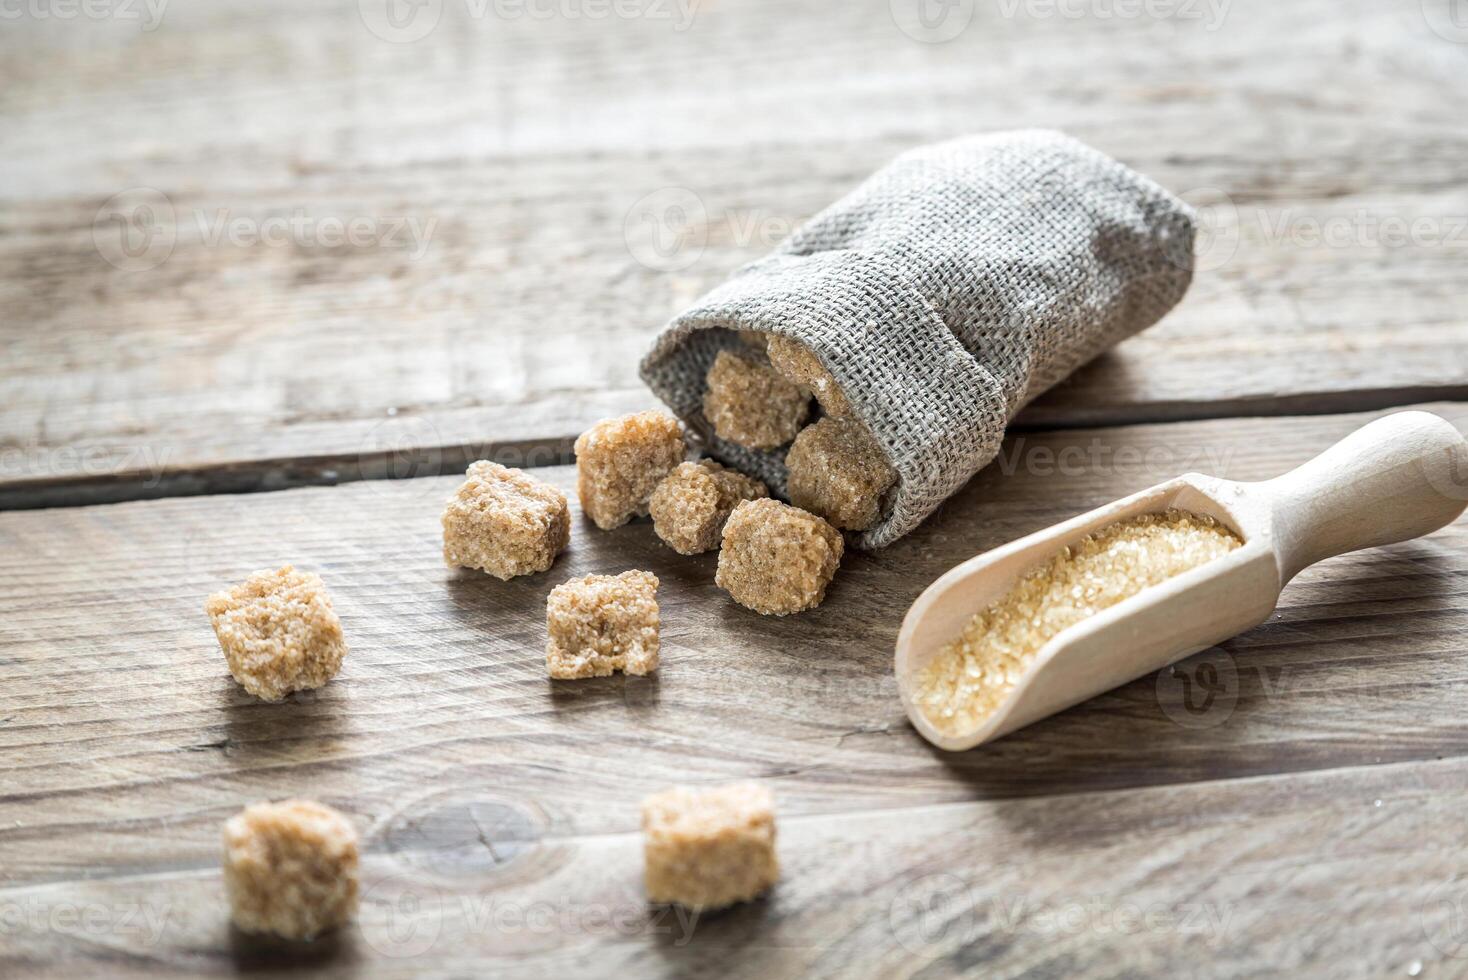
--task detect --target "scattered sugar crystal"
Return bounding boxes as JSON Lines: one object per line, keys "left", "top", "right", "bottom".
{"left": 912, "top": 510, "right": 1242, "bottom": 737}
{"left": 716, "top": 499, "right": 843, "bottom": 616}
{"left": 574, "top": 411, "right": 686, "bottom": 530}
{"left": 205, "top": 566, "right": 348, "bottom": 702}
{"left": 642, "top": 782, "right": 778, "bottom": 911}
{"left": 785, "top": 417, "right": 896, "bottom": 531}
{"left": 546, "top": 570, "right": 660, "bottom": 679}
{"left": 441, "top": 461, "right": 570, "bottom": 579}
{"left": 223, "top": 799, "right": 359, "bottom": 940}
{"left": 702, "top": 350, "right": 810, "bottom": 450}
{"left": 766, "top": 334, "right": 851, "bottom": 418}
{"left": 649, "top": 460, "right": 769, "bottom": 555}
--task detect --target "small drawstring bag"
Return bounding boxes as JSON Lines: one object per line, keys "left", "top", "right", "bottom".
{"left": 640, "top": 130, "right": 1195, "bottom": 549}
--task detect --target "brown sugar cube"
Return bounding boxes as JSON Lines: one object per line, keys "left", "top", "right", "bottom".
{"left": 441, "top": 461, "right": 570, "bottom": 579}
{"left": 716, "top": 499, "right": 843, "bottom": 616}
{"left": 546, "top": 570, "right": 660, "bottom": 679}
{"left": 786, "top": 417, "right": 897, "bottom": 531}
{"left": 575, "top": 411, "right": 686, "bottom": 530}
{"left": 649, "top": 460, "right": 769, "bottom": 556}
{"left": 766, "top": 334, "right": 852, "bottom": 418}
{"left": 702, "top": 349, "right": 810, "bottom": 450}
{"left": 223, "top": 799, "right": 360, "bottom": 940}
{"left": 205, "top": 566, "right": 347, "bottom": 702}
{"left": 642, "top": 782, "right": 778, "bottom": 911}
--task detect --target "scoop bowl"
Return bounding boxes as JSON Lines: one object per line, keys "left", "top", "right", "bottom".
{"left": 895, "top": 411, "right": 1468, "bottom": 751}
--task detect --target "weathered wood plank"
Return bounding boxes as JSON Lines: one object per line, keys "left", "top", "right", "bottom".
{"left": 1, "top": 405, "right": 1465, "bottom": 973}
{"left": 3, "top": 756, "right": 1465, "bottom": 977}
{"left": 3, "top": 0, "right": 1467, "bottom": 502}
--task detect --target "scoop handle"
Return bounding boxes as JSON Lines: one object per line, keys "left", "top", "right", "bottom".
{"left": 1261, "top": 411, "right": 1468, "bottom": 583}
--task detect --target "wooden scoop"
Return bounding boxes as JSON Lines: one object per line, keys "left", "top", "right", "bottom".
{"left": 895, "top": 411, "right": 1468, "bottom": 751}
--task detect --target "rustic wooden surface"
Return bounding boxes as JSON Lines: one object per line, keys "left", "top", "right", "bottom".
{"left": 3, "top": 405, "right": 1468, "bottom": 977}
{"left": 4, "top": 0, "right": 1468, "bottom": 505}
{"left": 6, "top": 0, "right": 1468, "bottom": 976}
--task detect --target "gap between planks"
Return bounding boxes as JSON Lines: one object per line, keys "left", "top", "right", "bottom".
{"left": 8, "top": 385, "right": 1468, "bottom": 511}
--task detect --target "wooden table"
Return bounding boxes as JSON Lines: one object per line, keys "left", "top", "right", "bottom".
{"left": 3, "top": 1, "right": 1466, "bottom": 976}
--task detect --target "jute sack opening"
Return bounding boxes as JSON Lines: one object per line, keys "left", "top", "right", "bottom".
{"left": 640, "top": 130, "right": 1196, "bottom": 550}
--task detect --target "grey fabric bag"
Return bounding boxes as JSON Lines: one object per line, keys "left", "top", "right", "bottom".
{"left": 640, "top": 130, "right": 1195, "bottom": 550}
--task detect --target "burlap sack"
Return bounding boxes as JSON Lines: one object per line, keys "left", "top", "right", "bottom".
{"left": 640, "top": 130, "right": 1195, "bottom": 549}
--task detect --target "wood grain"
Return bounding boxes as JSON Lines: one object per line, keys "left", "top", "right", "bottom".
{"left": 2, "top": 405, "right": 1465, "bottom": 975}
{"left": 4, "top": 0, "right": 1468, "bottom": 504}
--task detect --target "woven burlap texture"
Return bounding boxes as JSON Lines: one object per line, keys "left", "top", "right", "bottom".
{"left": 640, "top": 130, "right": 1196, "bottom": 550}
